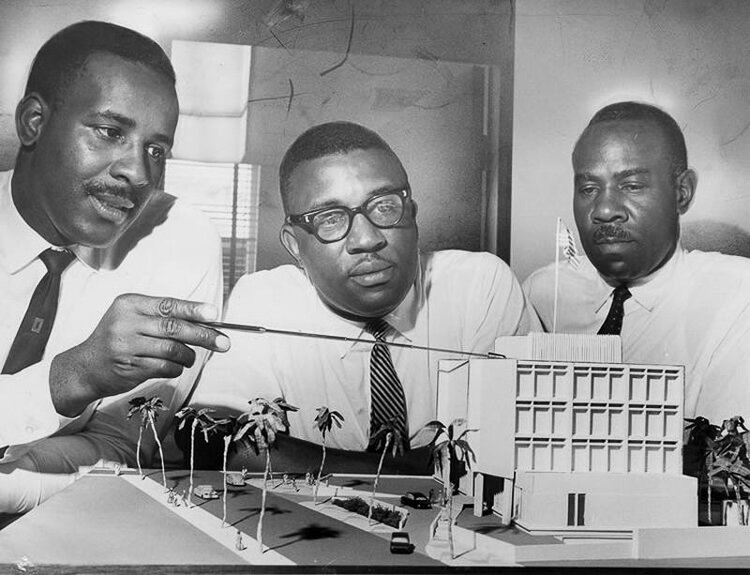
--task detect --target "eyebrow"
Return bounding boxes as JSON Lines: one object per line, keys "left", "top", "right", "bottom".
{"left": 574, "top": 168, "right": 649, "bottom": 183}
{"left": 305, "top": 185, "right": 407, "bottom": 212}
{"left": 614, "top": 168, "right": 649, "bottom": 179}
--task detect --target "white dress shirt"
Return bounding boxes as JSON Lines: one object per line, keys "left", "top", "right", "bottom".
{"left": 0, "top": 170, "right": 222, "bottom": 512}
{"left": 192, "top": 250, "right": 538, "bottom": 450}
{"left": 523, "top": 247, "right": 750, "bottom": 423}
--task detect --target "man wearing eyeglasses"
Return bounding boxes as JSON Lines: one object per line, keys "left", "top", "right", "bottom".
{"left": 189, "top": 121, "right": 537, "bottom": 471}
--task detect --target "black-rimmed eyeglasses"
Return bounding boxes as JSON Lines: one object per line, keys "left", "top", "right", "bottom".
{"left": 286, "top": 188, "right": 412, "bottom": 244}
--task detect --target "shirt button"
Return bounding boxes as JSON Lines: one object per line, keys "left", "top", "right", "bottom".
{"left": 25, "top": 426, "right": 35, "bottom": 435}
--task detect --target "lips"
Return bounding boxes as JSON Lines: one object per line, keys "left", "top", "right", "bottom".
{"left": 89, "top": 193, "right": 135, "bottom": 224}
{"left": 349, "top": 259, "right": 395, "bottom": 287}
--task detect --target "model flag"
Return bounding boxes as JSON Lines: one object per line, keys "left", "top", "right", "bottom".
{"left": 553, "top": 217, "right": 581, "bottom": 333}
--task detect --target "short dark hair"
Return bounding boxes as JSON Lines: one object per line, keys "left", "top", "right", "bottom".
{"left": 25, "top": 20, "right": 175, "bottom": 107}
{"left": 579, "top": 101, "right": 688, "bottom": 179}
{"left": 279, "top": 121, "right": 400, "bottom": 213}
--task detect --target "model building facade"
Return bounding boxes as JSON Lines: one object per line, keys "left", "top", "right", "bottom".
{"left": 437, "top": 337, "right": 696, "bottom": 536}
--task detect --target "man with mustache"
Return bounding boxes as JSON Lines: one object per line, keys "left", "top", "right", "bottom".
{"left": 0, "top": 21, "right": 228, "bottom": 513}
{"left": 188, "top": 121, "right": 537, "bottom": 471}
{"left": 524, "top": 101, "right": 750, "bottom": 424}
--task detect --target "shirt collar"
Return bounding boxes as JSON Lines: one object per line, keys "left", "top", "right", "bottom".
{"left": 0, "top": 170, "right": 84, "bottom": 274}
{"left": 593, "top": 246, "right": 683, "bottom": 313}
{"left": 313, "top": 252, "right": 423, "bottom": 358}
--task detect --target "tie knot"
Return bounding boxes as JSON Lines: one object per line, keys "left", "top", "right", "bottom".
{"left": 364, "top": 318, "right": 391, "bottom": 341}
{"left": 612, "top": 284, "right": 631, "bottom": 303}
{"left": 40, "top": 248, "right": 75, "bottom": 275}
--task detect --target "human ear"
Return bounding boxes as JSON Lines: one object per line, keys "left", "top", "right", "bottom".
{"left": 15, "top": 93, "right": 48, "bottom": 147}
{"left": 675, "top": 168, "right": 697, "bottom": 215}
{"left": 280, "top": 223, "right": 303, "bottom": 266}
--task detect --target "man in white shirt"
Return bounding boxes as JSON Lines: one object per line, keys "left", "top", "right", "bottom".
{"left": 0, "top": 21, "right": 229, "bottom": 513}
{"left": 189, "top": 121, "right": 536, "bottom": 472}
{"left": 524, "top": 101, "right": 750, "bottom": 424}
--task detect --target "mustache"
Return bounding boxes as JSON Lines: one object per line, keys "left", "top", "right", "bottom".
{"left": 83, "top": 180, "right": 138, "bottom": 205}
{"left": 593, "top": 224, "right": 631, "bottom": 242}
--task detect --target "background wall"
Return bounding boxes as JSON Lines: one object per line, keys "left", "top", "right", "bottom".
{"left": 513, "top": 0, "right": 750, "bottom": 281}
{"left": 5, "top": 0, "right": 750, "bottom": 283}
{"left": 0, "top": 0, "right": 513, "bottom": 281}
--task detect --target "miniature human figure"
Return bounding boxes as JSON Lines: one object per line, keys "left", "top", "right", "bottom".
{"left": 524, "top": 101, "right": 750, "bottom": 423}
{"left": 189, "top": 121, "right": 537, "bottom": 472}
{"left": 235, "top": 529, "right": 246, "bottom": 551}
{"left": 306, "top": 472, "right": 314, "bottom": 486}
{"left": 0, "top": 20, "right": 227, "bottom": 514}
{"left": 167, "top": 488, "right": 177, "bottom": 506}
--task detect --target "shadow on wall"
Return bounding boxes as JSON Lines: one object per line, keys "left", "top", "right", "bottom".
{"left": 682, "top": 220, "right": 750, "bottom": 259}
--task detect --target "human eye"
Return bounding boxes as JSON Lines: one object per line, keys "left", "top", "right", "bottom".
{"left": 620, "top": 180, "right": 646, "bottom": 193}
{"left": 576, "top": 183, "right": 598, "bottom": 197}
{"left": 313, "top": 209, "right": 347, "bottom": 231}
{"left": 93, "top": 126, "right": 124, "bottom": 141}
{"left": 370, "top": 194, "right": 401, "bottom": 214}
{"left": 145, "top": 143, "right": 167, "bottom": 162}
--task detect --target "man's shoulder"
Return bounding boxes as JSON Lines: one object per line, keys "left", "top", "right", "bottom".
{"left": 684, "top": 249, "right": 750, "bottom": 273}
{"left": 682, "top": 249, "right": 750, "bottom": 291}
{"left": 523, "top": 258, "right": 593, "bottom": 291}
{"left": 230, "top": 264, "right": 312, "bottom": 302}
{"left": 226, "top": 264, "right": 316, "bottom": 321}
{"left": 423, "top": 249, "right": 513, "bottom": 279}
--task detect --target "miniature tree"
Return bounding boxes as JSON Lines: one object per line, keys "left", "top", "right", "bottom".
{"left": 705, "top": 416, "right": 750, "bottom": 525}
{"left": 368, "top": 419, "right": 404, "bottom": 524}
{"left": 313, "top": 407, "right": 344, "bottom": 504}
{"left": 685, "top": 416, "right": 722, "bottom": 522}
{"left": 217, "top": 416, "right": 239, "bottom": 527}
{"left": 235, "top": 397, "right": 298, "bottom": 551}
{"left": 426, "top": 418, "right": 476, "bottom": 559}
{"left": 127, "top": 396, "right": 168, "bottom": 488}
{"left": 175, "top": 406, "right": 221, "bottom": 507}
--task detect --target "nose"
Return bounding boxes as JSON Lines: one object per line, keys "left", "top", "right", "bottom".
{"left": 345, "top": 213, "right": 387, "bottom": 253}
{"left": 109, "top": 143, "right": 150, "bottom": 189}
{"left": 591, "top": 186, "right": 627, "bottom": 223}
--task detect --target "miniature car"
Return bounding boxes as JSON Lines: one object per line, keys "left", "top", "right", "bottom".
{"left": 225, "top": 471, "right": 247, "bottom": 486}
{"left": 400, "top": 491, "right": 431, "bottom": 509}
{"left": 390, "top": 531, "right": 414, "bottom": 554}
{"left": 193, "top": 484, "right": 220, "bottom": 499}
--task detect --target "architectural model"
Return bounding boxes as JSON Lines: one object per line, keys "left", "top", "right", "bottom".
{"left": 434, "top": 333, "right": 732, "bottom": 559}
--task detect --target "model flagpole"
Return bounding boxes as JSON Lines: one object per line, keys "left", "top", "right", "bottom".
{"left": 553, "top": 217, "right": 562, "bottom": 333}
{"left": 553, "top": 218, "right": 581, "bottom": 335}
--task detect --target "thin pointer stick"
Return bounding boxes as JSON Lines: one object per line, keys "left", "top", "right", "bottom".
{"left": 201, "top": 321, "right": 506, "bottom": 359}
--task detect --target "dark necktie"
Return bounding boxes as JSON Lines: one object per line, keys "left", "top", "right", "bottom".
{"left": 364, "top": 319, "right": 409, "bottom": 451}
{"left": 597, "top": 285, "right": 631, "bottom": 336}
{"left": 3, "top": 248, "right": 76, "bottom": 374}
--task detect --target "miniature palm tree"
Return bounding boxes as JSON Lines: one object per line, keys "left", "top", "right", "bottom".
{"left": 368, "top": 419, "right": 404, "bottom": 524}
{"left": 704, "top": 416, "right": 750, "bottom": 525}
{"left": 313, "top": 407, "right": 344, "bottom": 504}
{"left": 685, "top": 416, "right": 722, "bottom": 522}
{"left": 216, "top": 416, "right": 239, "bottom": 527}
{"left": 426, "top": 418, "right": 476, "bottom": 559}
{"left": 175, "top": 406, "right": 221, "bottom": 507}
{"left": 235, "top": 397, "right": 298, "bottom": 551}
{"left": 127, "top": 396, "right": 168, "bottom": 488}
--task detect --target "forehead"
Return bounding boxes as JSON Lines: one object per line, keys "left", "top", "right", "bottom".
{"left": 573, "top": 120, "right": 672, "bottom": 174}
{"left": 55, "top": 52, "right": 178, "bottom": 135}
{"left": 285, "top": 148, "right": 407, "bottom": 213}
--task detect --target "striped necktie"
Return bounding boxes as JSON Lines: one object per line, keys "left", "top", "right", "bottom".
{"left": 364, "top": 319, "right": 409, "bottom": 451}
{"left": 2, "top": 248, "right": 75, "bottom": 374}
{"left": 597, "top": 284, "right": 631, "bottom": 336}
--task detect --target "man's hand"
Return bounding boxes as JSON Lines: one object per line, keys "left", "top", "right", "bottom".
{"left": 50, "top": 294, "right": 230, "bottom": 417}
